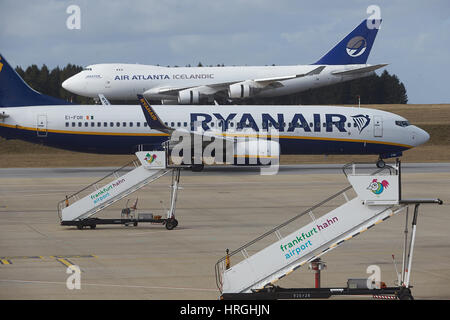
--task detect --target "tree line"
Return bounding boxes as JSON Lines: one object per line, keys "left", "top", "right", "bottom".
{"left": 15, "top": 63, "right": 407, "bottom": 105}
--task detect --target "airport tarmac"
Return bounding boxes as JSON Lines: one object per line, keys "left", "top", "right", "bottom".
{"left": 0, "top": 163, "right": 449, "bottom": 300}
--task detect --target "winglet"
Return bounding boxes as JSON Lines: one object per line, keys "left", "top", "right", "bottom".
{"left": 137, "top": 94, "right": 173, "bottom": 133}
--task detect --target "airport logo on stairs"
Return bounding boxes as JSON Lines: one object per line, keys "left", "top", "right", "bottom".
{"left": 144, "top": 153, "right": 157, "bottom": 164}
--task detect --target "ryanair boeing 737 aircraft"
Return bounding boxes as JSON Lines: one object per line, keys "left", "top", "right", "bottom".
{"left": 0, "top": 53, "right": 428, "bottom": 168}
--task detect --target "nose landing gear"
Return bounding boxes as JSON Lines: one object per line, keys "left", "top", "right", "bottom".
{"left": 376, "top": 158, "right": 386, "bottom": 168}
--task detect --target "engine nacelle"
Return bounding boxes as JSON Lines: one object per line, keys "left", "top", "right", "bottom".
{"left": 228, "top": 82, "right": 254, "bottom": 99}
{"left": 233, "top": 139, "right": 280, "bottom": 166}
{"left": 178, "top": 89, "right": 201, "bottom": 104}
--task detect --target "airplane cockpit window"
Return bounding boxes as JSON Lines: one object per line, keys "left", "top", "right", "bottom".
{"left": 395, "top": 120, "right": 410, "bottom": 127}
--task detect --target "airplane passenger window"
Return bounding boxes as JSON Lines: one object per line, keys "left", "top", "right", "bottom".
{"left": 129, "top": 122, "right": 133, "bottom": 127}
{"left": 78, "top": 122, "right": 82, "bottom": 127}
{"left": 116, "top": 122, "right": 120, "bottom": 127}
{"left": 144, "top": 123, "right": 148, "bottom": 127}
{"left": 104, "top": 122, "right": 108, "bottom": 127}
{"left": 84, "top": 122, "right": 89, "bottom": 127}
{"left": 177, "top": 122, "right": 181, "bottom": 127}
{"left": 123, "top": 122, "right": 126, "bottom": 127}
{"left": 347, "top": 123, "right": 351, "bottom": 128}
{"left": 65, "top": 122, "right": 69, "bottom": 127}
{"left": 136, "top": 122, "right": 140, "bottom": 127}
{"left": 110, "top": 122, "right": 114, "bottom": 127}
{"left": 211, "top": 122, "right": 214, "bottom": 127}
{"left": 97, "top": 122, "right": 101, "bottom": 127}
{"left": 230, "top": 123, "right": 234, "bottom": 127}
{"left": 72, "top": 122, "right": 75, "bottom": 127}
{"left": 91, "top": 122, "right": 95, "bottom": 127}
{"left": 184, "top": 122, "right": 187, "bottom": 127}
{"left": 171, "top": 122, "right": 174, "bottom": 127}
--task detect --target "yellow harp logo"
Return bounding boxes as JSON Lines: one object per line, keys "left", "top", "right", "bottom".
{"left": 0, "top": 56, "right": 3, "bottom": 73}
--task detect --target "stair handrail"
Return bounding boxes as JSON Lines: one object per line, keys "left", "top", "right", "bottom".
{"left": 57, "top": 159, "right": 138, "bottom": 219}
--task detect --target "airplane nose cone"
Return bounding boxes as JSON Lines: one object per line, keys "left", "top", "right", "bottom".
{"left": 62, "top": 77, "right": 75, "bottom": 91}
{"left": 61, "top": 78, "right": 70, "bottom": 90}
{"left": 412, "top": 126, "right": 430, "bottom": 147}
{"left": 62, "top": 74, "right": 88, "bottom": 95}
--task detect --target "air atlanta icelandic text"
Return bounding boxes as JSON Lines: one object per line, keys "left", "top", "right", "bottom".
{"left": 114, "top": 73, "right": 214, "bottom": 81}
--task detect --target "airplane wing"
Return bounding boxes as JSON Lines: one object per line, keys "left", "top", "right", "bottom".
{"left": 253, "top": 66, "right": 325, "bottom": 85}
{"left": 331, "top": 64, "right": 388, "bottom": 76}
{"left": 144, "top": 66, "right": 326, "bottom": 98}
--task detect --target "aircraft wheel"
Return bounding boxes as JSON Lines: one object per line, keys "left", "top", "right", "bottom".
{"left": 376, "top": 159, "right": 385, "bottom": 168}
{"left": 165, "top": 218, "right": 178, "bottom": 230}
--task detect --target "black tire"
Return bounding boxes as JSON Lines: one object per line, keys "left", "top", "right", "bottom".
{"left": 398, "top": 288, "right": 414, "bottom": 300}
{"left": 90, "top": 225, "right": 96, "bottom": 230}
{"left": 191, "top": 164, "right": 204, "bottom": 172}
{"left": 376, "top": 159, "right": 386, "bottom": 168}
{"left": 133, "top": 221, "right": 138, "bottom": 227}
{"left": 165, "top": 218, "right": 178, "bottom": 230}
{"left": 77, "top": 225, "right": 84, "bottom": 230}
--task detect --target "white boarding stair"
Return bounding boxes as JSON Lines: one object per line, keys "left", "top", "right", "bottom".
{"left": 58, "top": 151, "right": 170, "bottom": 222}
{"left": 217, "top": 163, "right": 407, "bottom": 294}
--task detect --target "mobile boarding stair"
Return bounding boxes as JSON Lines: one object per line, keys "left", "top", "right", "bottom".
{"left": 57, "top": 150, "right": 185, "bottom": 230}
{"left": 215, "top": 160, "right": 442, "bottom": 300}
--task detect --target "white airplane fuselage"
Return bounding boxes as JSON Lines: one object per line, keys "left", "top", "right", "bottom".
{"left": 0, "top": 104, "right": 428, "bottom": 156}
{"left": 62, "top": 64, "right": 376, "bottom": 102}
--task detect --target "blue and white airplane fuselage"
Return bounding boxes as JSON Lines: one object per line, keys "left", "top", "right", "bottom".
{"left": 0, "top": 104, "right": 428, "bottom": 156}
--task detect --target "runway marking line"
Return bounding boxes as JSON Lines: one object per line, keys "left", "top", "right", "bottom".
{"left": 0, "top": 255, "right": 95, "bottom": 266}
{"left": 56, "top": 258, "right": 75, "bottom": 269}
{"left": 0, "top": 279, "right": 217, "bottom": 292}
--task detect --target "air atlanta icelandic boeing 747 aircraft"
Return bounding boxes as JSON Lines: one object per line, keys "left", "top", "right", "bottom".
{"left": 0, "top": 53, "right": 428, "bottom": 168}
{"left": 62, "top": 19, "right": 387, "bottom": 104}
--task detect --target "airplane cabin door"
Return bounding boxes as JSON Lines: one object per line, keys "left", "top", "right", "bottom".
{"left": 373, "top": 115, "right": 383, "bottom": 137}
{"left": 36, "top": 114, "right": 48, "bottom": 137}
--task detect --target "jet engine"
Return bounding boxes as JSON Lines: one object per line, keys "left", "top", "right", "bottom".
{"left": 178, "top": 89, "right": 201, "bottom": 104}
{"left": 228, "top": 82, "right": 253, "bottom": 99}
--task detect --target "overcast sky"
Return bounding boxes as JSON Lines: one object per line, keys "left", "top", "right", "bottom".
{"left": 1, "top": 0, "right": 449, "bottom": 103}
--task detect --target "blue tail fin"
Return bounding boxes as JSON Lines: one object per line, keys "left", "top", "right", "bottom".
{"left": 0, "top": 53, "right": 71, "bottom": 107}
{"left": 313, "top": 19, "right": 381, "bottom": 65}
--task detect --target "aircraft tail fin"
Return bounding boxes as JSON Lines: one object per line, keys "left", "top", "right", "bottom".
{"left": 313, "top": 19, "right": 381, "bottom": 65}
{"left": 0, "top": 53, "right": 71, "bottom": 107}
